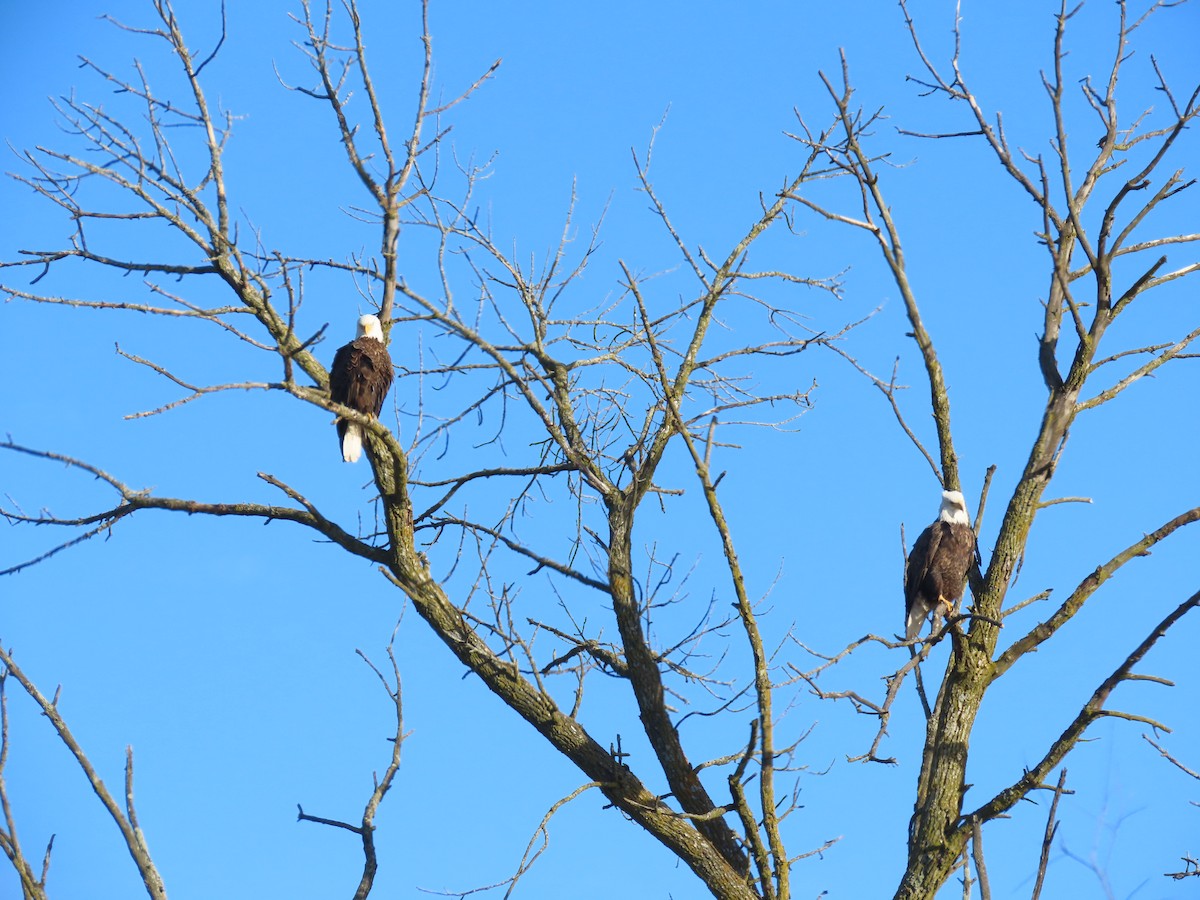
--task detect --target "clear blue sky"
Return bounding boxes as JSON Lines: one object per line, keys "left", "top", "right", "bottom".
{"left": 2, "top": 1, "right": 1199, "bottom": 898}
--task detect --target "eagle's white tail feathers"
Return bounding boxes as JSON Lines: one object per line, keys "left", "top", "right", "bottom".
{"left": 905, "top": 601, "right": 927, "bottom": 642}
{"left": 342, "top": 423, "right": 364, "bottom": 463}
{"left": 907, "top": 595, "right": 956, "bottom": 642}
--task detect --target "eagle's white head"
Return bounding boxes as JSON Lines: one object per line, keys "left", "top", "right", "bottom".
{"left": 939, "top": 489, "right": 970, "bottom": 525}
{"left": 356, "top": 314, "right": 384, "bottom": 341}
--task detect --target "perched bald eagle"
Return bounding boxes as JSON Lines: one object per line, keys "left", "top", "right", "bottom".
{"left": 904, "top": 489, "right": 978, "bottom": 641}
{"left": 329, "top": 314, "right": 393, "bottom": 463}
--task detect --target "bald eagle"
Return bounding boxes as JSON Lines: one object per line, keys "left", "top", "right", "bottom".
{"left": 904, "top": 490, "right": 978, "bottom": 641}
{"left": 329, "top": 314, "right": 393, "bottom": 463}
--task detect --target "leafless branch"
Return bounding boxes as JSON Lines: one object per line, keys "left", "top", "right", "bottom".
{"left": 993, "top": 506, "right": 1200, "bottom": 679}
{"left": 971, "top": 588, "right": 1200, "bottom": 826}
{"left": 296, "top": 624, "right": 406, "bottom": 899}
{"left": 1030, "top": 769, "right": 1069, "bottom": 900}
{"left": 0, "top": 441, "right": 389, "bottom": 576}
{"left": 1142, "top": 734, "right": 1200, "bottom": 780}
{"left": 0, "top": 649, "right": 166, "bottom": 899}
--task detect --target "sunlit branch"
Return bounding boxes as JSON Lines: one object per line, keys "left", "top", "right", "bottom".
{"left": 437, "top": 783, "right": 602, "bottom": 900}
{"left": 628, "top": 264, "right": 784, "bottom": 895}
{"left": 992, "top": 505, "right": 1200, "bottom": 679}
{"left": 0, "top": 649, "right": 166, "bottom": 900}
{"left": 0, "top": 286, "right": 245, "bottom": 320}
{"left": 0, "top": 667, "right": 51, "bottom": 900}
{"left": 1030, "top": 768, "right": 1069, "bottom": 900}
{"left": 803, "top": 53, "right": 963, "bottom": 489}
{"left": 971, "top": 588, "right": 1200, "bottom": 826}
{"left": 787, "top": 633, "right": 927, "bottom": 765}
{"left": 1076, "top": 327, "right": 1200, "bottom": 412}
{"left": 0, "top": 442, "right": 389, "bottom": 575}
{"left": 1001, "top": 589, "right": 1053, "bottom": 619}
{"left": 1142, "top": 733, "right": 1200, "bottom": 781}
{"left": 297, "top": 625, "right": 406, "bottom": 900}
{"left": 824, "top": 344, "right": 941, "bottom": 482}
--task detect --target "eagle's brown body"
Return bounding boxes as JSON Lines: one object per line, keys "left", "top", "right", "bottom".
{"left": 904, "top": 491, "right": 977, "bottom": 640}
{"left": 330, "top": 316, "right": 393, "bottom": 463}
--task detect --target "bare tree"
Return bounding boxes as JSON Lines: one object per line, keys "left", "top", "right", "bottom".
{"left": 2, "top": 1, "right": 1197, "bottom": 898}
{"left": 785, "top": 1, "right": 1199, "bottom": 896}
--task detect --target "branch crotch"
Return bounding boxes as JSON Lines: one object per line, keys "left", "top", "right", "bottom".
{"left": 606, "top": 507, "right": 749, "bottom": 877}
